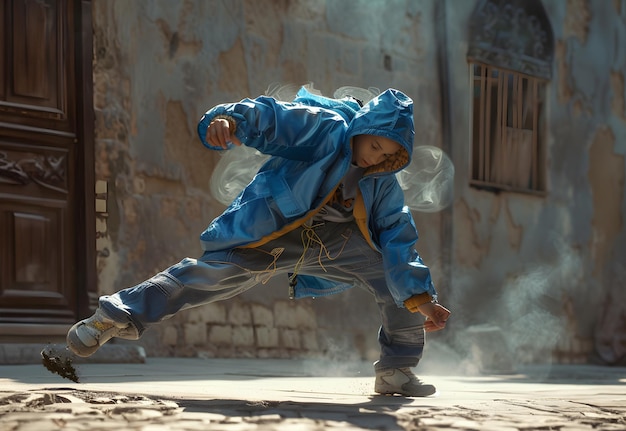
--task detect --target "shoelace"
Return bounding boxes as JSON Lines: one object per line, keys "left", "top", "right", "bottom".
{"left": 87, "top": 320, "right": 115, "bottom": 332}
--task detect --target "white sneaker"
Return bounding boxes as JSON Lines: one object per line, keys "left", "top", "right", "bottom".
{"left": 375, "top": 367, "right": 436, "bottom": 397}
{"left": 66, "top": 308, "right": 139, "bottom": 357}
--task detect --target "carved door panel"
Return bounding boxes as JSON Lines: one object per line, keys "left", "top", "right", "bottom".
{"left": 0, "top": 0, "right": 94, "bottom": 326}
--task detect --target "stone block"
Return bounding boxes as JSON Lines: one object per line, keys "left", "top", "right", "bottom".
{"left": 300, "top": 329, "right": 319, "bottom": 351}
{"left": 95, "top": 217, "right": 107, "bottom": 234}
{"left": 251, "top": 303, "right": 274, "bottom": 327}
{"left": 274, "top": 302, "right": 318, "bottom": 329}
{"left": 274, "top": 301, "right": 299, "bottom": 329}
{"left": 232, "top": 325, "right": 255, "bottom": 347}
{"left": 295, "top": 304, "right": 317, "bottom": 329}
{"left": 184, "top": 322, "right": 207, "bottom": 346}
{"left": 228, "top": 302, "right": 252, "bottom": 325}
{"left": 281, "top": 328, "right": 301, "bottom": 350}
{"left": 161, "top": 326, "right": 179, "bottom": 346}
{"left": 255, "top": 326, "right": 279, "bottom": 348}
{"left": 203, "top": 303, "right": 227, "bottom": 324}
{"left": 185, "top": 307, "right": 208, "bottom": 324}
{"left": 208, "top": 325, "right": 233, "bottom": 346}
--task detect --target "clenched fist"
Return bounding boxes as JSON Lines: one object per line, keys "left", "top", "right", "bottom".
{"left": 206, "top": 118, "right": 242, "bottom": 149}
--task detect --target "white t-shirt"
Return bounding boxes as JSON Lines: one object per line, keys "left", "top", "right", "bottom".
{"left": 314, "top": 163, "right": 365, "bottom": 223}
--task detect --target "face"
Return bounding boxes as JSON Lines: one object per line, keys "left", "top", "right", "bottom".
{"left": 351, "top": 134, "right": 402, "bottom": 168}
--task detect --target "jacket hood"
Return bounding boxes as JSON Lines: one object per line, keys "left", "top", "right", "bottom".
{"left": 293, "top": 87, "right": 362, "bottom": 122}
{"left": 347, "top": 88, "right": 414, "bottom": 175}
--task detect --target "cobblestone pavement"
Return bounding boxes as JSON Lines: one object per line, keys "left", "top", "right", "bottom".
{"left": 1, "top": 357, "right": 625, "bottom": 430}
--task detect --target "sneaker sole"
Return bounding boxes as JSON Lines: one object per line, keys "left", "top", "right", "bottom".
{"left": 66, "top": 320, "right": 100, "bottom": 358}
{"left": 374, "top": 385, "right": 436, "bottom": 397}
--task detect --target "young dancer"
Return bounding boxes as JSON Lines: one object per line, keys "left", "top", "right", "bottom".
{"left": 67, "top": 87, "right": 451, "bottom": 396}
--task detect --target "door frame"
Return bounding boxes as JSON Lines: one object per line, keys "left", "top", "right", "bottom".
{"left": 74, "top": 0, "right": 96, "bottom": 319}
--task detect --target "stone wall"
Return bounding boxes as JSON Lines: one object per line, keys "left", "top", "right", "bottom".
{"left": 157, "top": 300, "right": 319, "bottom": 358}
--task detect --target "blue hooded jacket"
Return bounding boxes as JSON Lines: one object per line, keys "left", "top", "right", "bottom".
{"left": 197, "top": 88, "right": 437, "bottom": 307}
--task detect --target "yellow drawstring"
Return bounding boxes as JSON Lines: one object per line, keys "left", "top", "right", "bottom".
{"left": 254, "top": 247, "right": 284, "bottom": 285}
{"left": 288, "top": 222, "right": 350, "bottom": 298}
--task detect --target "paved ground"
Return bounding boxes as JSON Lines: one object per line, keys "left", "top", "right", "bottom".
{"left": 0, "top": 352, "right": 625, "bottom": 430}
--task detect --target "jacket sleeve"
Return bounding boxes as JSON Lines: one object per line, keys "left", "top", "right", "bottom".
{"left": 370, "top": 177, "right": 438, "bottom": 308}
{"left": 197, "top": 96, "right": 345, "bottom": 161}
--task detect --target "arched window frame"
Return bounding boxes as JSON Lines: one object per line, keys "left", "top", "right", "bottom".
{"left": 467, "top": 0, "right": 554, "bottom": 194}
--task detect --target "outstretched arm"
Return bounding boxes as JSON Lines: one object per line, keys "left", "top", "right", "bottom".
{"left": 198, "top": 96, "right": 344, "bottom": 160}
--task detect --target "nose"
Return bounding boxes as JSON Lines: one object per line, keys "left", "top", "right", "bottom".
{"left": 373, "top": 154, "right": 386, "bottom": 165}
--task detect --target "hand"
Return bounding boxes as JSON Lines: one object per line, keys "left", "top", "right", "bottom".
{"left": 417, "top": 302, "right": 451, "bottom": 333}
{"left": 206, "top": 118, "right": 241, "bottom": 149}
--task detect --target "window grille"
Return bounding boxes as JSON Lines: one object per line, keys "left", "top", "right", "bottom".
{"left": 470, "top": 63, "right": 547, "bottom": 193}
{"left": 467, "top": 0, "right": 553, "bottom": 195}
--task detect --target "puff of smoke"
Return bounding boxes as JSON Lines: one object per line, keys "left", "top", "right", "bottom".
{"left": 502, "top": 246, "right": 583, "bottom": 365}
{"left": 210, "top": 145, "right": 268, "bottom": 206}
{"left": 426, "top": 242, "right": 585, "bottom": 376}
{"left": 302, "top": 333, "right": 371, "bottom": 378}
{"left": 397, "top": 145, "right": 455, "bottom": 212}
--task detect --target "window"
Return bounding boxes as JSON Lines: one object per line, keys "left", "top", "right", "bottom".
{"left": 470, "top": 63, "right": 547, "bottom": 193}
{"left": 467, "top": 0, "right": 553, "bottom": 194}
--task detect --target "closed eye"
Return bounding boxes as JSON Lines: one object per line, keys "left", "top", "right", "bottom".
{"left": 372, "top": 141, "right": 393, "bottom": 158}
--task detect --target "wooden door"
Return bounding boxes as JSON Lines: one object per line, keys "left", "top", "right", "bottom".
{"left": 0, "top": 0, "right": 94, "bottom": 329}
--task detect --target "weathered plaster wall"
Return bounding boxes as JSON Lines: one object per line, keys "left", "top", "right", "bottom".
{"left": 91, "top": 0, "right": 444, "bottom": 361}
{"left": 445, "top": 0, "right": 626, "bottom": 366}
{"left": 92, "top": 0, "right": 625, "bottom": 367}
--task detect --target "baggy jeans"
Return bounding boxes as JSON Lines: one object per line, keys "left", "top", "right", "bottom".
{"left": 99, "top": 221, "right": 426, "bottom": 370}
